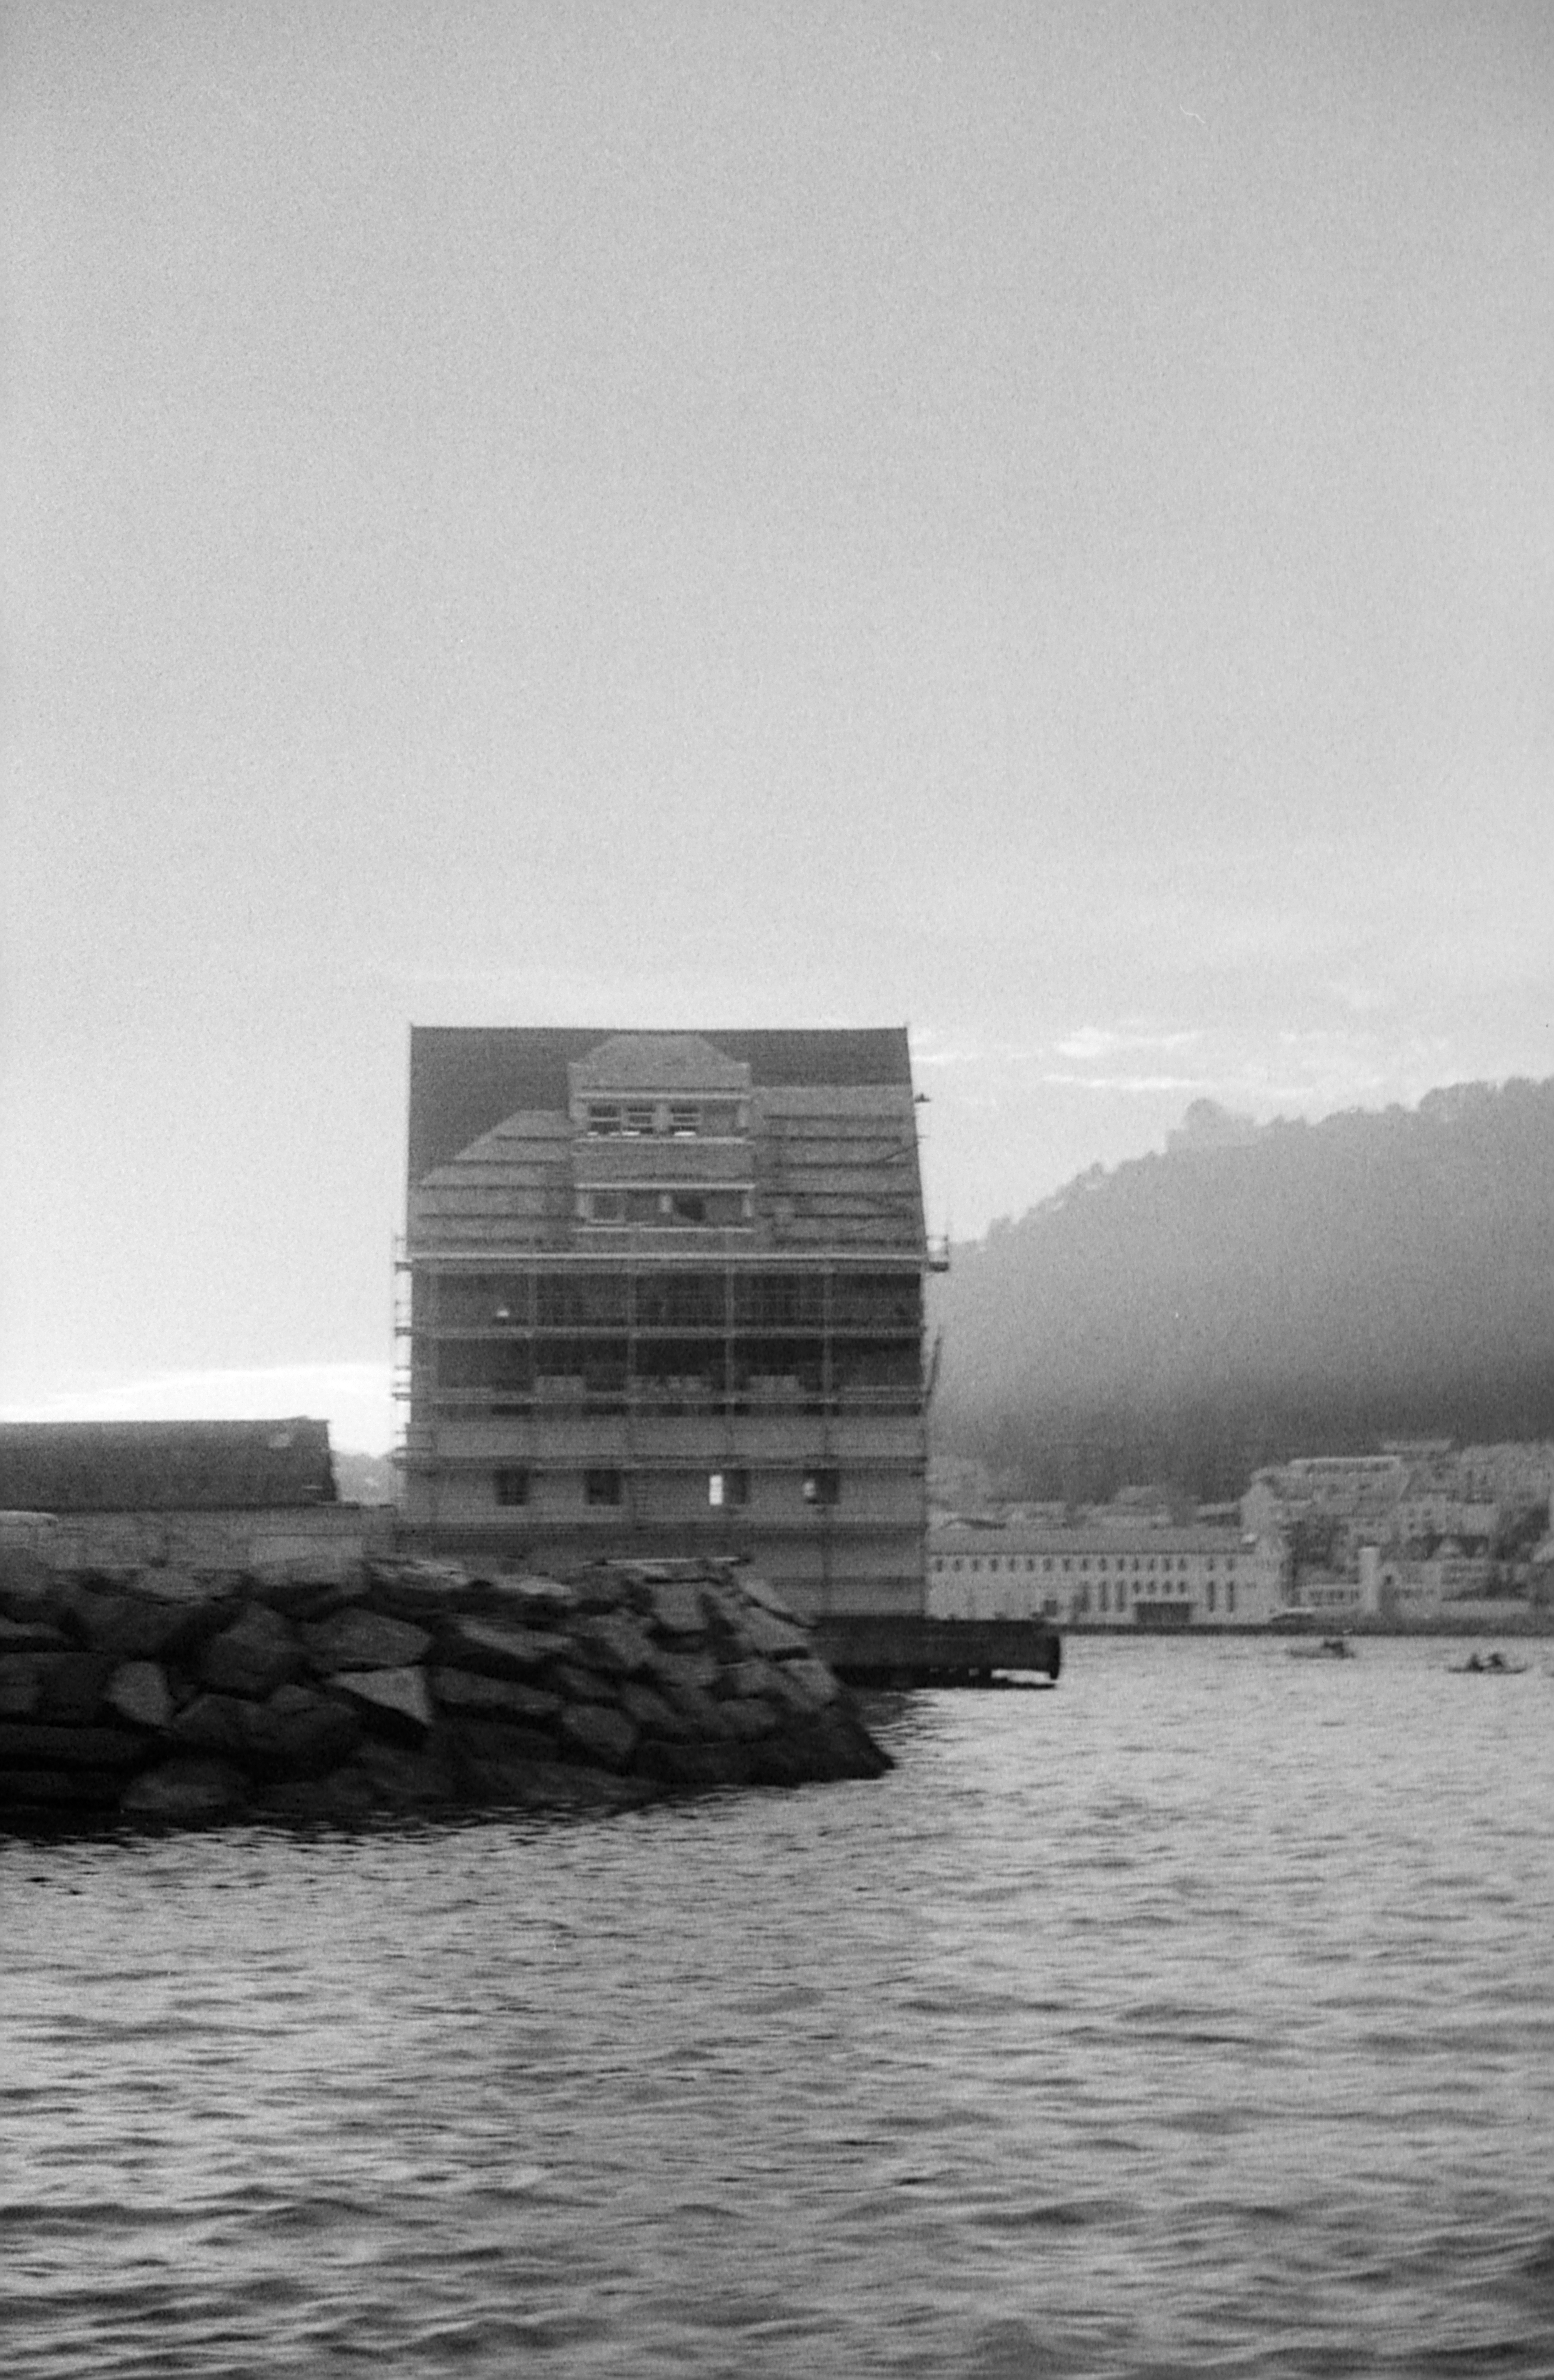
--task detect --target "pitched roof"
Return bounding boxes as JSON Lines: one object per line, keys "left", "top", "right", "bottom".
{"left": 406, "top": 1027, "right": 926, "bottom": 1258}
{"left": 0, "top": 1420, "right": 337, "bottom": 1513}
{"left": 569, "top": 1034, "right": 751, "bottom": 1094}
{"left": 408, "top": 1026, "right": 913, "bottom": 1185}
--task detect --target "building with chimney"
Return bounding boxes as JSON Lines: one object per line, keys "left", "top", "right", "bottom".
{"left": 399, "top": 1027, "right": 939, "bottom": 1618}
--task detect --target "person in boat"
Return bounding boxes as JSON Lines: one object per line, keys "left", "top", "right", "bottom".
{"left": 1465, "top": 1652, "right": 1484, "bottom": 1672}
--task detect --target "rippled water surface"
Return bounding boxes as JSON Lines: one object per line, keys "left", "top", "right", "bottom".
{"left": 5, "top": 1637, "right": 1554, "bottom": 2378}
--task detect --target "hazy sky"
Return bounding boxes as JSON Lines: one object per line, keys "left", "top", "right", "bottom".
{"left": 4, "top": 2, "right": 1551, "bottom": 1452}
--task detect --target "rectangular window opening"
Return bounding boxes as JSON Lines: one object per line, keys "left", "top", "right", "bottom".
{"left": 708, "top": 1468, "right": 749, "bottom": 1509}
{"left": 494, "top": 1466, "right": 530, "bottom": 1507}
{"left": 584, "top": 1467, "right": 623, "bottom": 1507}
{"left": 802, "top": 1467, "right": 841, "bottom": 1508}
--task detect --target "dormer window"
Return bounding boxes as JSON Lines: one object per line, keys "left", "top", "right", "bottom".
{"left": 583, "top": 1097, "right": 745, "bottom": 1140}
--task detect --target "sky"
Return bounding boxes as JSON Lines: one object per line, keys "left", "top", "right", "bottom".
{"left": 3, "top": 1, "right": 1551, "bottom": 1454}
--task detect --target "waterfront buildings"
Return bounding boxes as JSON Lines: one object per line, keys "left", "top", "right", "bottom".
{"left": 399, "top": 1026, "right": 936, "bottom": 1618}
{"left": 927, "top": 1520, "right": 1282, "bottom": 1629}
{"left": 0, "top": 1419, "right": 385, "bottom": 1571}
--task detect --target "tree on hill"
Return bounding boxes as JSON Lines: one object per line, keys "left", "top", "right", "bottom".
{"left": 929, "top": 1076, "right": 1554, "bottom": 1504}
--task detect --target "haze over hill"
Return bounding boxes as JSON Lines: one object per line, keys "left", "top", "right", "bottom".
{"left": 928, "top": 1077, "right": 1554, "bottom": 1506}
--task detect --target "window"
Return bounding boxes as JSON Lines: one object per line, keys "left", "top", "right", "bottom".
{"left": 1227, "top": 1584, "right": 1236, "bottom": 1615}
{"left": 802, "top": 1467, "right": 840, "bottom": 1507}
{"left": 708, "top": 1468, "right": 749, "bottom": 1509}
{"left": 494, "top": 1467, "right": 530, "bottom": 1507}
{"left": 584, "top": 1468, "right": 622, "bottom": 1506}
{"left": 669, "top": 1103, "right": 699, "bottom": 1137}
{"left": 623, "top": 1103, "right": 655, "bottom": 1136}
{"left": 1207, "top": 1581, "right": 1217, "bottom": 1613}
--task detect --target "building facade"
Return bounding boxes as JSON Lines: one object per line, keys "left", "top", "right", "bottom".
{"left": 927, "top": 1522, "right": 1281, "bottom": 1628}
{"left": 0, "top": 1419, "right": 386, "bottom": 1572}
{"left": 399, "top": 1027, "right": 937, "bottom": 1618}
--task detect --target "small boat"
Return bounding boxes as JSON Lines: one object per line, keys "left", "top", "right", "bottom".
{"left": 1451, "top": 1651, "right": 1528, "bottom": 1675}
{"left": 1287, "top": 1636, "right": 1355, "bottom": 1660}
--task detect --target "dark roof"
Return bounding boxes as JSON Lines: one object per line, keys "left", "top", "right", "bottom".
{"left": 407, "top": 1026, "right": 915, "bottom": 1186}
{"left": 0, "top": 1420, "right": 337, "bottom": 1514}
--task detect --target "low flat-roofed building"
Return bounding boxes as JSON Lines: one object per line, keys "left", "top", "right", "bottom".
{"left": 927, "top": 1521, "right": 1278, "bottom": 1627}
{"left": 0, "top": 1419, "right": 384, "bottom": 1570}
{"left": 399, "top": 1025, "right": 935, "bottom": 1618}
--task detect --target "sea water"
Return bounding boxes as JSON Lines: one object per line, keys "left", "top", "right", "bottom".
{"left": 4, "top": 1636, "right": 1553, "bottom": 2377}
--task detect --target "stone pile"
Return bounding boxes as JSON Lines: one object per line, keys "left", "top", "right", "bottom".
{"left": 0, "top": 1553, "right": 891, "bottom": 1828}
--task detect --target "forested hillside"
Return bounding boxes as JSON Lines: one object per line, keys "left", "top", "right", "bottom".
{"left": 929, "top": 1079, "right": 1554, "bottom": 1504}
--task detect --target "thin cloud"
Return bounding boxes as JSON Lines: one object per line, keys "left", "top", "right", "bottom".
{"left": 1040, "top": 1071, "right": 1210, "bottom": 1095}
{"left": 1055, "top": 1026, "right": 1204, "bottom": 1062}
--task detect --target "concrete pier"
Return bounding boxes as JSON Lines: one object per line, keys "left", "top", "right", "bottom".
{"left": 813, "top": 1615, "right": 1061, "bottom": 1688}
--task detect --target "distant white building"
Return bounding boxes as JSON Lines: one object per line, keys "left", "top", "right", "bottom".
{"left": 928, "top": 1522, "right": 1280, "bottom": 1628}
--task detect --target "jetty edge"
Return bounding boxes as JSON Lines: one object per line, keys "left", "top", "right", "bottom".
{"left": 0, "top": 1553, "right": 891, "bottom": 1830}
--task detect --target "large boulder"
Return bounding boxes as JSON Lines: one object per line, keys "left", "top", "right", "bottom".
{"left": 105, "top": 1661, "right": 175, "bottom": 1732}
{"left": 72, "top": 1586, "right": 204, "bottom": 1662}
{"left": 571, "top": 1612, "right": 654, "bottom": 1676}
{"left": 430, "top": 1668, "right": 562, "bottom": 1723}
{"left": 171, "top": 1694, "right": 252, "bottom": 1758}
{"left": 558, "top": 1701, "right": 638, "bottom": 1772}
{"left": 437, "top": 1615, "right": 572, "bottom": 1678}
{"left": 301, "top": 1609, "right": 431, "bottom": 1674}
{"left": 199, "top": 1605, "right": 305, "bottom": 1699}
{"left": 121, "top": 1758, "right": 249, "bottom": 1822}
{"left": 331, "top": 1665, "right": 434, "bottom": 1739}
{"left": 641, "top": 1578, "right": 707, "bottom": 1636}
{"left": 240, "top": 1687, "right": 360, "bottom": 1780}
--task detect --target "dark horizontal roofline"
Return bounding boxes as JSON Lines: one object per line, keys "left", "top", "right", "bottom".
{"left": 0, "top": 1419, "right": 337, "bottom": 1513}
{"left": 408, "top": 1026, "right": 915, "bottom": 1185}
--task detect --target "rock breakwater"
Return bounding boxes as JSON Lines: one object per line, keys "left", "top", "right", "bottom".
{"left": 0, "top": 1555, "right": 892, "bottom": 1828}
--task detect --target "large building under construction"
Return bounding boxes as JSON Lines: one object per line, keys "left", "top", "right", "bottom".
{"left": 399, "top": 1026, "right": 939, "bottom": 1617}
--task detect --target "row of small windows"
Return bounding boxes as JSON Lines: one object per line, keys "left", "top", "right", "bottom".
{"left": 435, "top": 1338, "right": 919, "bottom": 1395}
{"left": 429, "top": 1270, "right": 921, "bottom": 1330}
{"left": 579, "top": 1189, "right": 752, "bottom": 1228}
{"left": 584, "top": 1100, "right": 744, "bottom": 1139}
{"left": 934, "top": 1552, "right": 1241, "bottom": 1575}
{"left": 493, "top": 1466, "right": 839, "bottom": 1510}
